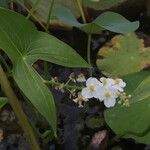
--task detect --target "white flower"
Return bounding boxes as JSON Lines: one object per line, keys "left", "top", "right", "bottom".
{"left": 76, "top": 73, "right": 86, "bottom": 83}
{"left": 97, "top": 87, "right": 118, "bottom": 108}
{"left": 100, "top": 77, "right": 114, "bottom": 87}
{"left": 73, "top": 93, "right": 88, "bottom": 107}
{"left": 113, "top": 79, "right": 126, "bottom": 92}
{"left": 81, "top": 77, "right": 102, "bottom": 99}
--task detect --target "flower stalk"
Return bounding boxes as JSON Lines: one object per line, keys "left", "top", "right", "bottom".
{"left": 76, "top": 0, "right": 86, "bottom": 23}
{"left": 44, "top": 0, "right": 55, "bottom": 79}
{"left": 26, "top": 0, "right": 42, "bottom": 19}
{"left": 46, "top": 0, "right": 55, "bottom": 31}
{"left": 87, "top": 34, "right": 92, "bottom": 76}
{"left": 0, "top": 65, "right": 41, "bottom": 150}
{"left": 44, "top": 80, "right": 83, "bottom": 90}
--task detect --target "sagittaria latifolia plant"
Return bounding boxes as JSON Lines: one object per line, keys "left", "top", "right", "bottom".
{"left": 0, "top": 1, "right": 149, "bottom": 149}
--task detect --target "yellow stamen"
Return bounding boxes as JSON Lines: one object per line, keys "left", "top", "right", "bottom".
{"left": 89, "top": 85, "right": 95, "bottom": 91}
{"left": 115, "top": 79, "right": 120, "bottom": 85}
{"left": 102, "top": 79, "right": 107, "bottom": 85}
{"left": 104, "top": 92, "right": 111, "bottom": 97}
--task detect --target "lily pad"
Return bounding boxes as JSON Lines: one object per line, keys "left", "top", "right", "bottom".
{"left": 104, "top": 71, "right": 150, "bottom": 144}
{"left": 97, "top": 33, "right": 150, "bottom": 77}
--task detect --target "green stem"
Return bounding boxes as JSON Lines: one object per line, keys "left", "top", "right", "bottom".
{"left": 26, "top": 0, "right": 42, "bottom": 19}
{"left": 0, "top": 55, "right": 11, "bottom": 73}
{"left": 10, "top": 0, "right": 14, "bottom": 10}
{"left": 76, "top": 0, "right": 86, "bottom": 23}
{"left": 15, "top": 0, "right": 47, "bottom": 32}
{"left": 87, "top": 34, "right": 92, "bottom": 76}
{"left": 46, "top": 0, "right": 55, "bottom": 31}
{"left": 44, "top": 80, "right": 83, "bottom": 90}
{"left": 44, "top": 0, "right": 55, "bottom": 79}
{"left": 0, "top": 65, "right": 41, "bottom": 150}
{"left": 43, "top": 61, "right": 49, "bottom": 79}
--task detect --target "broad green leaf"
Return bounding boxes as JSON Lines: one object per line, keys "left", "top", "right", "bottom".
{"left": 0, "top": 8, "right": 89, "bottom": 134}
{"left": 97, "top": 33, "right": 150, "bottom": 77}
{"left": 131, "top": 76, "right": 150, "bottom": 102}
{"left": 0, "top": 97, "right": 8, "bottom": 109}
{"left": 25, "top": 32, "right": 89, "bottom": 67}
{"left": 123, "top": 71, "right": 150, "bottom": 94}
{"left": 18, "top": 0, "right": 81, "bottom": 28}
{"left": 83, "top": 0, "right": 125, "bottom": 10}
{"left": 13, "top": 59, "right": 57, "bottom": 131}
{"left": 52, "top": 6, "right": 139, "bottom": 34}
{"left": 104, "top": 72, "right": 150, "bottom": 144}
{"left": 105, "top": 97, "right": 150, "bottom": 144}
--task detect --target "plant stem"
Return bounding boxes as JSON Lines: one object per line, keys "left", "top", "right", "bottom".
{"left": 10, "top": 0, "right": 14, "bottom": 10}
{"left": 46, "top": 0, "right": 55, "bottom": 31}
{"left": 15, "top": 0, "right": 47, "bottom": 32}
{"left": 44, "top": 0, "right": 55, "bottom": 79}
{"left": 26, "top": 0, "right": 42, "bottom": 19}
{"left": 44, "top": 80, "right": 83, "bottom": 90}
{"left": 0, "top": 55, "right": 11, "bottom": 73}
{"left": 0, "top": 65, "right": 41, "bottom": 150}
{"left": 76, "top": 0, "right": 86, "bottom": 23}
{"left": 87, "top": 34, "right": 92, "bottom": 76}
{"left": 43, "top": 61, "right": 49, "bottom": 79}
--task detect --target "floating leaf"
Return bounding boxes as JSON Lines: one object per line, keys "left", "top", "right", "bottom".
{"left": 52, "top": 6, "right": 139, "bottom": 34}
{"left": 0, "top": 8, "right": 89, "bottom": 134}
{"left": 104, "top": 71, "right": 150, "bottom": 144}
{"left": 0, "top": 97, "right": 8, "bottom": 109}
{"left": 97, "top": 33, "right": 150, "bottom": 77}
{"left": 131, "top": 76, "right": 150, "bottom": 102}
{"left": 123, "top": 71, "right": 150, "bottom": 94}
{"left": 83, "top": 0, "right": 125, "bottom": 10}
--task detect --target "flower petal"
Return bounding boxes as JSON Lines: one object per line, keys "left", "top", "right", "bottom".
{"left": 96, "top": 87, "right": 106, "bottom": 101}
{"left": 86, "top": 77, "right": 101, "bottom": 87}
{"left": 113, "top": 85, "right": 124, "bottom": 92}
{"left": 104, "top": 98, "right": 116, "bottom": 108}
{"left": 120, "top": 81, "right": 126, "bottom": 88}
{"left": 81, "top": 88, "right": 93, "bottom": 99}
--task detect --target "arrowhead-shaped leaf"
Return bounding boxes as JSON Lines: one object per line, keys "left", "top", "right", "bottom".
{"left": 0, "top": 8, "right": 89, "bottom": 134}
{"left": 52, "top": 6, "right": 139, "bottom": 34}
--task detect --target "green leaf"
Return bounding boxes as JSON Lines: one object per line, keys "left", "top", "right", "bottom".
{"left": 25, "top": 32, "right": 89, "bottom": 68}
{"left": 97, "top": 33, "right": 150, "bottom": 77}
{"left": 0, "top": 97, "right": 8, "bottom": 109}
{"left": 83, "top": 0, "right": 125, "bottom": 10}
{"left": 123, "top": 71, "right": 150, "bottom": 94}
{"left": 52, "top": 6, "right": 139, "bottom": 34}
{"left": 0, "top": 8, "right": 89, "bottom": 134}
{"left": 104, "top": 71, "right": 150, "bottom": 144}
{"left": 19, "top": 0, "right": 81, "bottom": 28}
{"left": 131, "top": 76, "right": 150, "bottom": 103}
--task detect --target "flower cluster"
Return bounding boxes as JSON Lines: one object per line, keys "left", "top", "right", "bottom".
{"left": 80, "top": 77, "right": 126, "bottom": 108}
{"left": 50, "top": 73, "right": 128, "bottom": 108}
